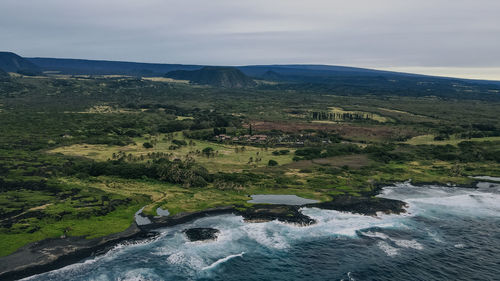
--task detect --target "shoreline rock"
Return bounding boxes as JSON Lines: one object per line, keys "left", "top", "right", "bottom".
{"left": 307, "top": 195, "right": 407, "bottom": 216}
{"left": 236, "top": 204, "right": 316, "bottom": 225}
{"left": 0, "top": 180, "right": 459, "bottom": 280}
{"left": 183, "top": 228, "right": 220, "bottom": 242}
{"left": 0, "top": 206, "right": 234, "bottom": 281}
{"left": 0, "top": 223, "right": 144, "bottom": 281}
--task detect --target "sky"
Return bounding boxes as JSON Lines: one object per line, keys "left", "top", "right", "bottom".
{"left": 1, "top": 0, "right": 500, "bottom": 80}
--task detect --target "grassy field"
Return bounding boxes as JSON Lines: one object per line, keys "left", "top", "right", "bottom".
{"left": 49, "top": 134, "right": 296, "bottom": 172}
{"left": 175, "top": 116, "right": 195, "bottom": 120}
{"left": 0, "top": 204, "right": 141, "bottom": 257}
{"left": 60, "top": 176, "right": 332, "bottom": 216}
{"left": 0, "top": 183, "right": 145, "bottom": 257}
{"left": 141, "top": 77, "right": 190, "bottom": 83}
{"left": 405, "top": 134, "right": 500, "bottom": 145}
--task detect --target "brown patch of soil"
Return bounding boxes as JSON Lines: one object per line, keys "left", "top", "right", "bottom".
{"left": 246, "top": 121, "right": 411, "bottom": 141}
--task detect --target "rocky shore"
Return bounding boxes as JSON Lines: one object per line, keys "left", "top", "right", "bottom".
{"left": 0, "top": 223, "right": 144, "bottom": 281}
{"left": 237, "top": 204, "right": 317, "bottom": 225}
{"left": 307, "top": 195, "right": 407, "bottom": 216}
{"left": 183, "top": 228, "right": 220, "bottom": 241}
{"left": 0, "top": 194, "right": 407, "bottom": 280}
{"left": 0, "top": 207, "right": 234, "bottom": 281}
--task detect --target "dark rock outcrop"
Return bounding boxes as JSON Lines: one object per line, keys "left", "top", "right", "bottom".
{"left": 166, "top": 66, "right": 256, "bottom": 88}
{"left": 236, "top": 204, "right": 316, "bottom": 225}
{"left": 307, "top": 196, "right": 407, "bottom": 216}
{"left": 183, "top": 228, "right": 220, "bottom": 241}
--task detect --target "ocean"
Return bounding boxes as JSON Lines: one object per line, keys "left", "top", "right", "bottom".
{"left": 23, "top": 182, "right": 500, "bottom": 281}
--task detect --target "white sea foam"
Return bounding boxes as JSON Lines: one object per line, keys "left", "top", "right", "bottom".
{"left": 360, "top": 231, "right": 390, "bottom": 240}
{"left": 150, "top": 209, "right": 410, "bottom": 274}
{"left": 25, "top": 183, "right": 500, "bottom": 280}
{"left": 117, "top": 268, "right": 160, "bottom": 281}
{"left": 301, "top": 208, "right": 404, "bottom": 238}
{"left": 379, "top": 183, "right": 500, "bottom": 217}
{"left": 166, "top": 251, "right": 205, "bottom": 270}
{"left": 471, "top": 176, "right": 500, "bottom": 182}
{"left": 202, "top": 252, "right": 245, "bottom": 270}
{"left": 341, "top": 271, "right": 357, "bottom": 281}
{"left": 21, "top": 234, "right": 162, "bottom": 281}
{"left": 393, "top": 239, "right": 424, "bottom": 250}
{"left": 244, "top": 222, "right": 291, "bottom": 249}
{"left": 361, "top": 231, "right": 424, "bottom": 251}
{"left": 427, "top": 230, "right": 444, "bottom": 243}
{"left": 377, "top": 241, "right": 399, "bottom": 257}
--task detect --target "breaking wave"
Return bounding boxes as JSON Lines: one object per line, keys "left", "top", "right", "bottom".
{"left": 202, "top": 252, "right": 245, "bottom": 270}
{"left": 23, "top": 182, "right": 500, "bottom": 281}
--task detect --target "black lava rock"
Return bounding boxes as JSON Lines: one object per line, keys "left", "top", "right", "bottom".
{"left": 237, "top": 204, "right": 316, "bottom": 226}
{"left": 183, "top": 228, "right": 220, "bottom": 241}
{"left": 307, "top": 196, "right": 407, "bottom": 216}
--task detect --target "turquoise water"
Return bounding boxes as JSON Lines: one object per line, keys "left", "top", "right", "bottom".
{"left": 23, "top": 183, "right": 500, "bottom": 281}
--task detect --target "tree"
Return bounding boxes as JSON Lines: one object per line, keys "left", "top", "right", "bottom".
{"left": 143, "top": 142, "right": 153, "bottom": 149}
{"left": 202, "top": 147, "right": 214, "bottom": 157}
{"left": 172, "top": 139, "right": 187, "bottom": 146}
{"left": 268, "top": 159, "right": 278, "bottom": 166}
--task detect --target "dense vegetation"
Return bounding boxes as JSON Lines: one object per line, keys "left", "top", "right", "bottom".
{"left": 0, "top": 63, "right": 499, "bottom": 257}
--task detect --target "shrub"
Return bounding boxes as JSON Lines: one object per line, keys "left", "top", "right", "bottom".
{"left": 273, "top": 150, "right": 290, "bottom": 156}
{"left": 268, "top": 159, "right": 278, "bottom": 166}
{"left": 172, "top": 139, "right": 187, "bottom": 146}
{"left": 202, "top": 147, "right": 214, "bottom": 157}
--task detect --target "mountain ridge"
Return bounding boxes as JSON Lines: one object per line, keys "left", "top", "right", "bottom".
{"left": 165, "top": 66, "right": 256, "bottom": 88}
{"left": 22, "top": 57, "right": 500, "bottom": 85}
{"left": 27, "top": 57, "right": 202, "bottom": 77}
{"left": 0, "top": 52, "right": 42, "bottom": 75}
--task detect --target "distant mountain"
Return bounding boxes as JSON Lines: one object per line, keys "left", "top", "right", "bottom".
{"left": 27, "top": 57, "right": 202, "bottom": 76}
{"left": 18, "top": 55, "right": 500, "bottom": 86}
{"left": 237, "top": 64, "right": 386, "bottom": 78}
{"left": 25, "top": 57, "right": 395, "bottom": 78}
{"left": 260, "top": 70, "right": 285, "bottom": 81}
{"left": 0, "top": 52, "right": 42, "bottom": 75}
{"left": 0, "top": 51, "right": 496, "bottom": 100}
{"left": 166, "top": 66, "right": 256, "bottom": 88}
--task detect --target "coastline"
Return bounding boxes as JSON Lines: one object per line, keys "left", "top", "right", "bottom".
{"left": 0, "top": 179, "right": 483, "bottom": 281}
{"left": 0, "top": 207, "right": 235, "bottom": 281}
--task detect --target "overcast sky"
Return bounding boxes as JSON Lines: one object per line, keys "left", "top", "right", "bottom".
{"left": 2, "top": 0, "right": 500, "bottom": 79}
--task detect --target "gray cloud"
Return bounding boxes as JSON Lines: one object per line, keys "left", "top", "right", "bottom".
{"left": 1, "top": 0, "right": 499, "bottom": 71}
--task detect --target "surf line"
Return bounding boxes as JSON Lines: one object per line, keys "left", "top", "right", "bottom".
{"left": 202, "top": 252, "right": 245, "bottom": 270}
